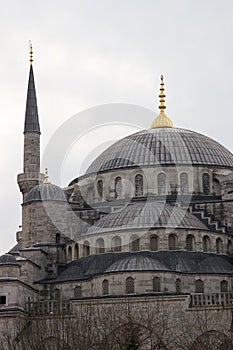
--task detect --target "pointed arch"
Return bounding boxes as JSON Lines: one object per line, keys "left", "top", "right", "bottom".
{"left": 112, "top": 236, "right": 122, "bottom": 252}
{"left": 202, "top": 173, "right": 210, "bottom": 195}
{"left": 96, "top": 238, "right": 105, "bottom": 254}
{"left": 126, "top": 277, "right": 135, "bottom": 294}
{"left": 135, "top": 174, "right": 143, "bottom": 197}
{"left": 180, "top": 172, "right": 188, "bottom": 194}
{"left": 83, "top": 240, "right": 90, "bottom": 256}
{"left": 157, "top": 173, "right": 166, "bottom": 195}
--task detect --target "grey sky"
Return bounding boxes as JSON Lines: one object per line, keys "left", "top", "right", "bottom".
{"left": 1, "top": 0, "right": 233, "bottom": 254}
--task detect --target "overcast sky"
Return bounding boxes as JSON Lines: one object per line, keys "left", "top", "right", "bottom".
{"left": 1, "top": 0, "right": 233, "bottom": 254}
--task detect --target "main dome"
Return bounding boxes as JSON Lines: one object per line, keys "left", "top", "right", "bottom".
{"left": 85, "top": 128, "right": 233, "bottom": 175}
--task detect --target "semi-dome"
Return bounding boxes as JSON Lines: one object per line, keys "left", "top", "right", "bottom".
{"left": 24, "top": 183, "right": 67, "bottom": 203}
{"left": 87, "top": 202, "right": 207, "bottom": 234}
{"left": 85, "top": 128, "right": 233, "bottom": 175}
{"left": 0, "top": 254, "right": 17, "bottom": 265}
{"left": 105, "top": 255, "right": 169, "bottom": 273}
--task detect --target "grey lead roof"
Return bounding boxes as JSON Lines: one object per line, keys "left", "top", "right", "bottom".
{"left": 87, "top": 202, "right": 208, "bottom": 234}
{"left": 24, "top": 183, "right": 67, "bottom": 203}
{"left": 40, "top": 251, "right": 233, "bottom": 283}
{"left": 85, "top": 128, "right": 233, "bottom": 175}
{"left": 24, "top": 65, "right": 40, "bottom": 133}
{"left": 0, "top": 254, "right": 17, "bottom": 265}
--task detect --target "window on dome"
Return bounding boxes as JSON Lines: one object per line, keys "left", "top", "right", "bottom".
{"left": 213, "top": 178, "right": 221, "bottom": 196}
{"left": 53, "top": 288, "right": 60, "bottom": 300}
{"left": 96, "top": 238, "right": 105, "bottom": 254}
{"left": 150, "top": 235, "right": 158, "bottom": 251}
{"left": 175, "top": 278, "right": 182, "bottom": 294}
{"left": 227, "top": 240, "right": 233, "bottom": 254}
{"left": 186, "top": 235, "right": 194, "bottom": 251}
{"left": 112, "top": 236, "right": 122, "bottom": 252}
{"left": 102, "top": 279, "right": 109, "bottom": 295}
{"left": 130, "top": 235, "right": 140, "bottom": 252}
{"left": 180, "top": 172, "right": 188, "bottom": 194}
{"left": 83, "top": 241, "right": 90, "bottom": 257}
{"left": 169, "top": 234, "right": 177, "bottom": 250}
{"left": 195, "top": 279, "right": 204, "bottom": 293}
{"left": 96, "top": 179, "right": 103, "bottom": 198}
{"left": 74, "top": 286, "right": 82, "bottom": 298}
{"left": 220, "top": 280, "right": 228, "bottom": 293}
{"left": 203, "top": 236, "right": 210, "bottom": 252}
{"left": 114, "top": 177, "right": 122, "bottom": 199}
{"left": 126, "top": 277, "right": 135, "bottom": 294}
{"left": 202, "top": 173, "right": 210, "bottom": 195}
{"left": 67, "top": 246, "right": 72, "bottom": 261}
{"left": 135, "top": 174, "right": 143, "bottom": 197}
{"left": 216, "top": 238, "right": 223, "bottom": 253}
{"left": 157, "top": 173, "right": 166, "bottom": 195}
{"left": 153, "top": 277, "right": 161, "bottom": 292}
{"left": 74, "top": 243, "right": 79, "bottom": 259}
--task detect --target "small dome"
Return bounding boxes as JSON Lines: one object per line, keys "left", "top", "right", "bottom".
{"left": 24, "top": 183, "right": 67, "bottom": 203}
{"left": 0, "top": 254, "right": 17, "bottom": 265}
{"left": 87, "top": 202, "right": 208, "bottom": 234}
{"left": 85, "top": 128, "right": 233, "bottom": 176}
{"left": 105, "top": 255, "right": 169, "bottom": 273}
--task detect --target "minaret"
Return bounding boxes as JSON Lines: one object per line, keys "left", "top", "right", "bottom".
{"left": 17, "top": 43, "right": 41, "bottom": 200}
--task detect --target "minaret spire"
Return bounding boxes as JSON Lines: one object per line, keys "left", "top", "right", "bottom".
{"left": 24, "top": 41, "right": 40, "bottom": 134}
{"left": 18, "top": 43, "right": 41, "bottom": 200}
{"left": 151, "top": 75, "right": 174, "bottom": 129}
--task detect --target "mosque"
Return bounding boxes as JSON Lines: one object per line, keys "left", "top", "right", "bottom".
{"left": 1, "top": 47, "right": 233, "bottom": 349}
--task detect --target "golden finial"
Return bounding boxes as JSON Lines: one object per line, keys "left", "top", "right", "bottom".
{"left": 151, "top": 75, "right": 174, "bottom": 129}
{"left": 43, "top": 168, "right": 51, "bottom": 184}
{"left": 29, "top": 41, "right": 33, "bottom": 65}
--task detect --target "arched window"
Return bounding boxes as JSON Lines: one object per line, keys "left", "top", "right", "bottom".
{"left": 102, "top": 279, "right": 109, "bottom": 295}
{"left": 53, "top": 288, "right": 60, "bottom": 300}
{"left": 186, "top": 235, "right": 194, "bottom": 251}
{"left": 96, "top": 238, "right": 105, "bottom": 254}
{"left": 126, "top": 277, "right": 135, "bottom": 294}
{"left": 74, "top": 286, "right": 82, "bottom": 298}
{"left": 202, "top": 173, "right": 210, "bottom": 195}
{"left": 74, "top": 243, "right": 79, "bottom": 259}
{"left": 96, "top": 180, "right": 103, "bottom": 198}
{"left": 83, "top": 241, "right": 90, "bottom": 257}
{"left": 153, "top": 277, "right": 161, "bottom": 292}
{"left": 150, "top": 235, "right": 158, "bottom": 251}
{"left": 135, "top": 174, "right": 143, "bottom": 197}
{"left": 56, "top": 233, "right": 61, "bottom": 244}
{"left": 195, "top": 279, "right": 204, "bottom": 293}
{"left": 180, "top": 172, "right": 188, "bottom": 194}
{"left": 175, "top": 279, "right": 182, "bottom": 294}
{"left": 114, "top": 177, "right": 122, "bottom": 199}
{"left": 213, "top": 179, "right": 221, "bottom": 196}
{"left": 130, "top": 235, "right": 140, "bottom": 252}
{"left": 67, "top": 246, "right": 72, "bottom": 261}
{"left": 203, "top": 236, "right": 210, "bottom": 252}
{"left": 220, "top": 280, "right": 228, "bottom": 293}
{"left": 112, "top": 236, "right": 122, "bottom": 252}
{"left": 227, "top": 240, "right": 233, "bottom": 254}
{"left": 216, "top": 238, "right": 223, "bottom": 253}
{"left": 169, "top": 234, "right": 177, "bottom": 250}
{"left": 157, "top": 173, "right": 166, "bottom": 195}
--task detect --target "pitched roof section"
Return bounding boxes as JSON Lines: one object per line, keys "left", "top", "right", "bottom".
{"left": 24, "top": 65, "right": 40, "bottom": 134}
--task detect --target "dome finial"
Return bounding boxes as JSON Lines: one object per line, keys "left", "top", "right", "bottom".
{"left": 43, "top": 168, "right": 51, "bottom": 184}
{"left": 29, "top": 41, "right": 33, "bottom": 65}
{"left": 151, "top": 75, "right": 174, "bottom": 129}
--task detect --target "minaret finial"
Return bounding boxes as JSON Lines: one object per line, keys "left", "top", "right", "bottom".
{"left": 43, "top": 168, "right": 51, "bottom": 184}
{"left": 29, "top": 41, "right": 33, "bottom": 65}
{"left": 150, "top": 75, "right": 174, "bottom": 129}
{"left": 159, "top": 75, "right": 166, "bottom": 112}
